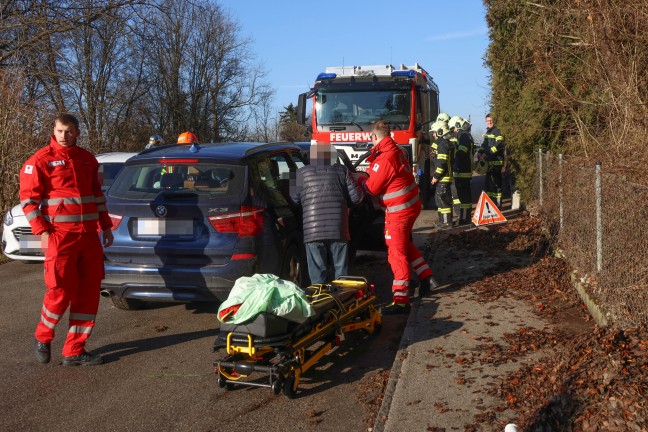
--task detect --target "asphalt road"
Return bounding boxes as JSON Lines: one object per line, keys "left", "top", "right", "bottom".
{"left": 0, "top": 249, "right": 403, "bottom": 432}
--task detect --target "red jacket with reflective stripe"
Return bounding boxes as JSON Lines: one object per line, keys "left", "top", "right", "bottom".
{"left": 19, "top": 136, "right": 112, "bottom": 235}
{"left": 365, "top": 136, "right": 420, "bottom": 217}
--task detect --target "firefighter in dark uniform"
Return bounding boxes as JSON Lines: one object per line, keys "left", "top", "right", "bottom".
{"left": 428, "top": 115, "right": 449, "bottom": 211}
{"left": 416, "top": 129, "right": 432, "bottom": 209}
{"left": 430, "top": 113, "right": 450, "bottom": 158}
{"left": 478, "top": 113, "right": 506, "bottom": 207}
{"left": 451, "top": 116, "right": 474, "bottom": 225}
{"left": 430, "top": 121, "right": 454, "bottom": 229}
{"left": 447, "top": 116, "right": 461, "bottom": 218}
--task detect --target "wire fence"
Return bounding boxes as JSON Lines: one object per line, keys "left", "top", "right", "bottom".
{"left": 534, "top": 150, "right": 648, "bottom": 327}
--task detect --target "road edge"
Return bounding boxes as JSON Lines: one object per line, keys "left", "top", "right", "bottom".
{"left": 371, "top": 298, "right": 420, "bottom": 432}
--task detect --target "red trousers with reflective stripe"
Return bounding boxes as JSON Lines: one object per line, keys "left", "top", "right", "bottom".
{"left": 384, "top": 200, "right": 432, "bottom": 302}
{"left": 35, "top": 231, "right": 104, "bottom": 357}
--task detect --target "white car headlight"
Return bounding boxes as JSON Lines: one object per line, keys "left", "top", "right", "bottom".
{"left": 3, "top": 210, "right": 13, "bottom": 226}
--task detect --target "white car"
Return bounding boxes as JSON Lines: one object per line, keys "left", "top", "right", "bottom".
{"left": 1, "top": 152, "right": 137, "bottom": 262}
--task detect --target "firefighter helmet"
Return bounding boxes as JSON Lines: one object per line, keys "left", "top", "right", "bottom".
{"left": 430, "top": 121, "right": 449, "bottom": 137}
{"left": 460, "top": 118, "right": 472, "bottom": 131}
{"left": 448, "top": 115, "right": 463, "bottom": 130}
{"left": 177, "top": 131, "right": 199, "bottom": 144}
{"left": 436, "top": 112, "right": 450, "bottom": 122}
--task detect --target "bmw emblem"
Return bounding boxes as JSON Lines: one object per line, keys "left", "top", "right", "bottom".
{"left": 155, "top": 205, "right": 168, "bottom": 218}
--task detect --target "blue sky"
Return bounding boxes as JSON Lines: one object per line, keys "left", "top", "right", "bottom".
{"left": 219, "top": 0, "right": 491, "bottom": 134}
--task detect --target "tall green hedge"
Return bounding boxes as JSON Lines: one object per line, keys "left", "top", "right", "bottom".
{"left": 484, "top": 0, "right": 648, "bottom": 193}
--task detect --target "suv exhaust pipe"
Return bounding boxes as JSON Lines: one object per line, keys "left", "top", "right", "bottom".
{"left": 100, "top": 289, "right": 112, "bottom": 298}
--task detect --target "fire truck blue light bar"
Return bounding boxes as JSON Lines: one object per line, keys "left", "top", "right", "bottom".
{"left": 316, "top": 73, "right": 337, "bottom": 80}
{"left": 391, "top": 70, "right": 416, "bottom": 78}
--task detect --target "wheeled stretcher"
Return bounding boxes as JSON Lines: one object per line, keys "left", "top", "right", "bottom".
{"left": 211, "top": 276, "right": 382, "bottom": 398}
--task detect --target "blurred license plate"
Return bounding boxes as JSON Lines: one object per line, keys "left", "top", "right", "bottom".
{"left": 19, "top": 234, "right": 44, "bottom": 253}
{"left": 136, "top": 219, "right": 193, "bottom": 235}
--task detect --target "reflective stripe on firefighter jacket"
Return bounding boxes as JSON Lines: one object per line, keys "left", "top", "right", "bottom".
{"left": 365, "top": 136, "right": 431, "bottom": 299}
{"left": 479, "top": 126, "right": 505, "bottom": 168}
{"left": 19, "top": 136, "right": 113, "bottom": 235}
{"left": 433, "top": 136, "right": 454, "bottom": 183}
{"left": 431, "top": 139, "right": 439, "bottom": 155}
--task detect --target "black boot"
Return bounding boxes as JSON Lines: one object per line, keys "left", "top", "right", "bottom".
{"left": 419, "top": 276, "right": 440, "bottom": 297}
{"left": 62, "top": 352, "right": 104, "bottom": 366}
{"left": 35, "top": 339, "right": 51, "bottom": 364}
{"left": 381, "top": 301, "right": 411, "bottom": 315}
{"left": 435, "top": 213, "right": 452, "bottom": 230}
{"left": 455, "top": 209, "right": 464, "bottom": 225}
{"left": 458, "top": 208, "right": 471, "bottom": 225}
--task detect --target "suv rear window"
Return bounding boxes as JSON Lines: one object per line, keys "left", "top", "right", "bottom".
{"left": 98, "top": 162, "right": 126, "bottom": 192}
{"left": 109, "top": 162, "right": 244, "bottom": 200}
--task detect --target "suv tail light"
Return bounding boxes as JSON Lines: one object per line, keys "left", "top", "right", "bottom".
{"left": 108, "top": 213, "right": 123, "bottom": 231}
{"left": 208, "top": 206, "right": 264, "bottom": 237}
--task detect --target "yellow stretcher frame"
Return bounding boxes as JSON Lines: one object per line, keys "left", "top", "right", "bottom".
{"left": 213, "top": 276, "right": 382, "bottom": 398}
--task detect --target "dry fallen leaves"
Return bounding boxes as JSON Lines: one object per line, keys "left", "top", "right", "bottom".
{"left": 432, "top": 213, "right": 648, "bottom": 431}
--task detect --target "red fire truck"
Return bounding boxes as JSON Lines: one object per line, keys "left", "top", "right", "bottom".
{"left": 296, "top": 63, "right": 440, "bottom": 203}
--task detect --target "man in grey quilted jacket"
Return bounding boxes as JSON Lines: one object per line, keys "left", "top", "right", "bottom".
{"left": 291, "top": 144, "right": 365, "bottom": 284}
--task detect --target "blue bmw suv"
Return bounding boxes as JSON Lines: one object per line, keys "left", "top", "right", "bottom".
{"left": 101, "top": 142, "right": 307, "bottom": 310}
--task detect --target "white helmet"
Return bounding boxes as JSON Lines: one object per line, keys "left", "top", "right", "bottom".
{"left": 430, "top": 120, "right": 449, "bottom": 137}
{"left": 448, "top": 116, "right": 463, "bottom": 130}
{"left": 436, "top": 112, "right": 450, "bottom": 122}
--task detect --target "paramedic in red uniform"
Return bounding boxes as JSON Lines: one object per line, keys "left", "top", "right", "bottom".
{"left": 20, "top": 113, "right": 113, "bottom": 366}
{"left": 362, "top": 121, "right": 435, "bottom": 314}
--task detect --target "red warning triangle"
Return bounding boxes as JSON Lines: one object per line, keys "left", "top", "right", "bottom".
{"left": 472, "top": 192, "right": 507, "bottom": 225}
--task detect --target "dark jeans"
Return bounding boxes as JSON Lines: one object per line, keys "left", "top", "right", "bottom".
{"left": 305, "top": 241, "right": 349, "bottom": 284}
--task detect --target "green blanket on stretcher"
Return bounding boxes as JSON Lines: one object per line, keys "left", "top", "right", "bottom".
{"left": 217, "top": 274, "right": 315, "bottom": 324}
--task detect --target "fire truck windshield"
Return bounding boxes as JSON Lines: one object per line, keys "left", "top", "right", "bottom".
{"left": 315, "top": 90, "right": 411, "bottom": 127}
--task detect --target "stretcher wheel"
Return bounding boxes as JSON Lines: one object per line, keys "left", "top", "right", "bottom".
{"left": 271, "top": 378, "right": 282, "bottom": 395}
{"left": 283, "top": 376, "right": 296, "bottom": 399}
{"left": 217, "top": 374, "right": 227, "bottom": 388}
{"left": 217, "top": 373, "right": 234, "bottom": 390}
